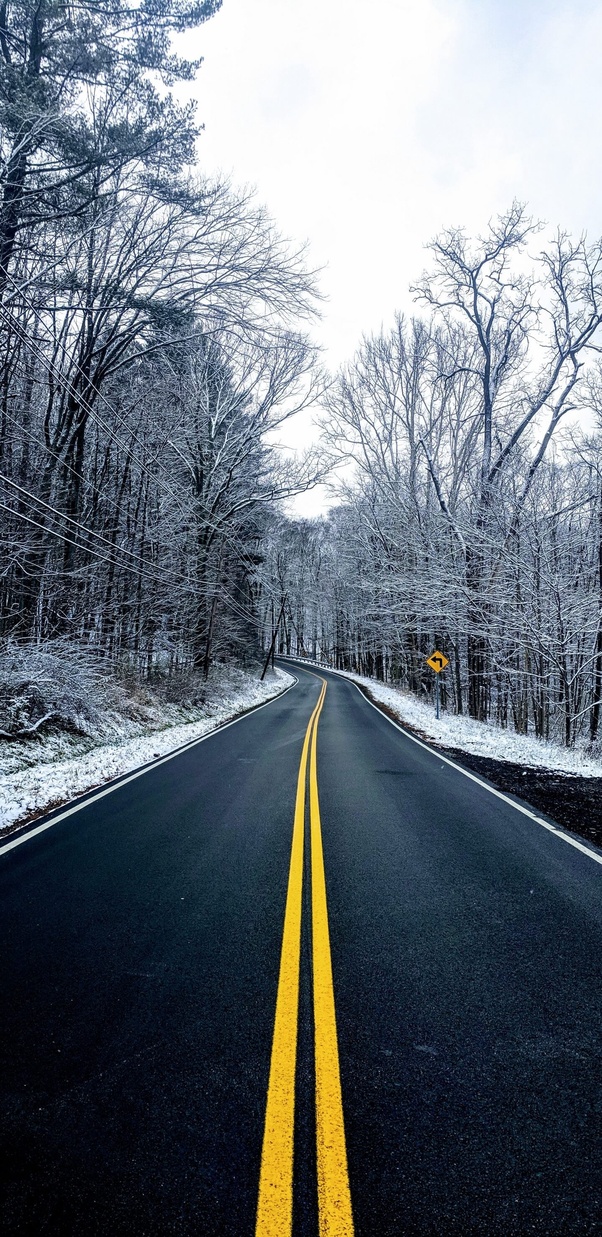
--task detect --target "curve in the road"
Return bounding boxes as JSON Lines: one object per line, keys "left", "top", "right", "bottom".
{"left": 1, "top": 662, "right": 602, "bottom": 1236}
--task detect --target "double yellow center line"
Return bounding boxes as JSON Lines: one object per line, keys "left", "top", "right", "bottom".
{"left": 255, "top": 678, "right": 354, "bottom": 1236}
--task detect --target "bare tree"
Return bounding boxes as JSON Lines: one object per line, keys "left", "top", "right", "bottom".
{"left": 412, "top": 203, "right": 602, "bottom": 717}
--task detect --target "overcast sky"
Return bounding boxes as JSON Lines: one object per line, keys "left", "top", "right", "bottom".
{"left": 185, "top": 0, "right": 602, "bottom": 510}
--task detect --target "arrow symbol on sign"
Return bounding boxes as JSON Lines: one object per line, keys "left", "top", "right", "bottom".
{"left": 426, "top": 650, "right": 449, "bottom": 672}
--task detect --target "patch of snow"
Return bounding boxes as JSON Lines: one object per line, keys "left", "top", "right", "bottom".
{"left": 289, "top": 660, "right": 602, "bottom": 779}
{"left": 0, "top": 667, "right": 293, "bottom": 834}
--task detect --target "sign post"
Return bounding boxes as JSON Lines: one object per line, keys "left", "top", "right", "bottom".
{"left": 425, "top": 650, "right": 449, "bottom": 720}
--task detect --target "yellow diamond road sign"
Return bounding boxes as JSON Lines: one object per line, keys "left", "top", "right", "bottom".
{"left": 426, "top": 650, "right": 449, "bottom": 673}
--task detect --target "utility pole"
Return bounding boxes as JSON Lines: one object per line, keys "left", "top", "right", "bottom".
{"left": 260, "top": 596, "right": 288, "bottom": 681}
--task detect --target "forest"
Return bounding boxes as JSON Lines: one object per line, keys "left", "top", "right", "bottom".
{"left": 274, "top": 207, "right": 602, "bottom": 750}
{"left": 2, "top": 0, "right": 602, "bottom": 751}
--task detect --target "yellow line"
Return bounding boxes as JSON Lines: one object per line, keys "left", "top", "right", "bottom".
{"left": 310, "top": 692, "right": 354, "bottom": 1236}
{"left": 255, "top": 680, "right": 326, "bottom": 1237}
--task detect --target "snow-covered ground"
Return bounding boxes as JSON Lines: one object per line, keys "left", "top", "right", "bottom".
{"left": 5, "top": 651, "right": 601, "bottom": 839}
{"left": 0, "top": 667, "right": 293, "bottom": 834}
{"left": 291, "top": 661, "right": 602, "bottom": 778}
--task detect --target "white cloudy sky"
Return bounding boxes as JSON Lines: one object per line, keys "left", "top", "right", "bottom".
{"left": 184, "top": 0, "right": 602, "bottom": 509}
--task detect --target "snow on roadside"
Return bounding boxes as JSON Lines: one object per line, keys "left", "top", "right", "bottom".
{"left": 0, "top": 667, "right": 293, "bottom": 834}
{"left": 294, "top": 661, "right": 602, "bottom": 778}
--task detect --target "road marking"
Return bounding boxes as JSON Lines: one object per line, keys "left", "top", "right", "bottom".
{"left": 255, "top": 681, "right": 326, "bottom": 1236}
{"left": 0, "top": 676, "right": 298, "bottom": 859}
{"left": 309, "top": 696, "right": 354, "bottom": 1236}
{"left": 355, "top": 689, "right": 602, "bottom": 868}
{"left": 282, "top": 660, "right": 602, "bottom": 871}
{"left": 256, "top": 677, "right": 354, "bottom": 1236}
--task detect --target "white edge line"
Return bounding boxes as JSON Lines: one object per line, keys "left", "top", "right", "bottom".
{"left": 0, "top": 674, "right": 298, "bottom": 859}
{"left": 284, "top": 658, "right": 602, "bottom": 869}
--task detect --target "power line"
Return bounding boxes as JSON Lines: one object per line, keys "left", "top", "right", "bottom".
{"left": 0, "top": 300, "right": 275, "bottom": 575}
{"left": 0, "top": 272, "right": 294, "bottom": 567}
{"left": 1, "top": 401, "right": 149, "bottom": 533}
{"left": 1, "top": 472, "right": 192, "bottom": 587}
{"left": 0, "top": 500, "right": 186, "bottom": 591}
{"left": 2, "top": 269, "right": 186, "bottom": 500}
{"left": 1, "top": 497, "right": 280, "bottom": 649}
{"left": 0, "top": 300, "right": 188, "bottom": 514}
{"left": 0, "top": 282, "right": 287, "bottom": 611}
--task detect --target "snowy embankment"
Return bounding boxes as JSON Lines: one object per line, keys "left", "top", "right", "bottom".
{"left": 294, "top": 661, "right": 602, "bottom": 778}
{"left": 0, "top": 666, "right": 293, "bottom": 835}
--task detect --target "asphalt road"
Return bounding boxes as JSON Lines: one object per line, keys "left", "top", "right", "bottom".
{"left": 1, "top": 663, "right": 602, "bottom": 1235}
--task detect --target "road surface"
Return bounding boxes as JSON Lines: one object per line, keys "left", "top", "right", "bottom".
{"left": 1, "top": 662, "right": 602, "bottom": 1235}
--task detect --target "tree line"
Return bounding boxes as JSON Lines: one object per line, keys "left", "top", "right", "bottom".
{"left": 0, "top": 0, "right": 324, "bottom": 677}
{"left": 266, "top": 206, "right": 602, "bottom": 749}
{"left": 3, "top": 9, "right": 602, "bottom": 751}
